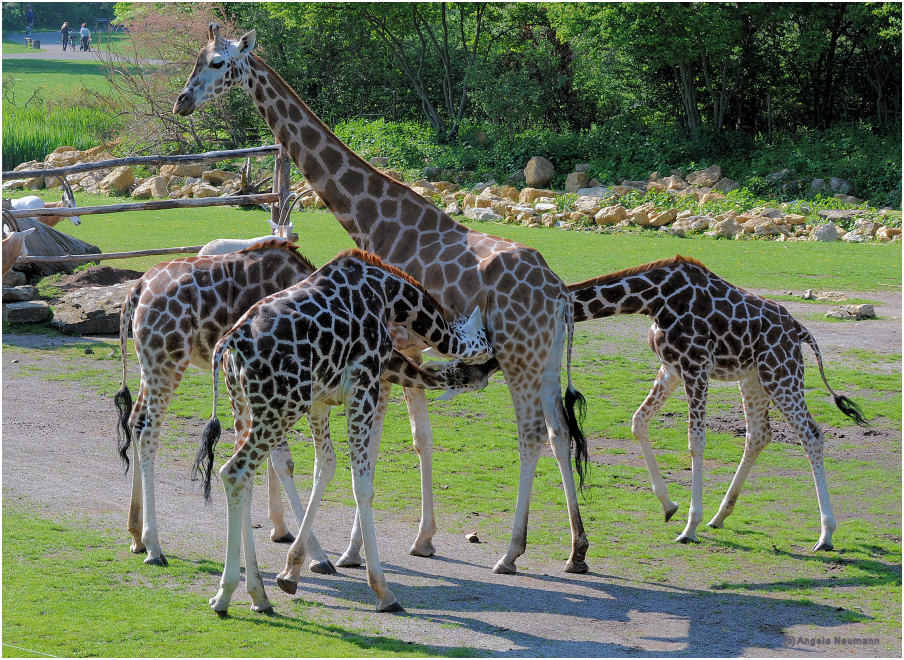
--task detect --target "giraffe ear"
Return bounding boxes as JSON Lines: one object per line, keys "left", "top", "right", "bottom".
{"left": 463, "top": 306, "right": 483, "bottom": 335}
{"left": 238, "top": 29, "right": 256, "bottom": 53}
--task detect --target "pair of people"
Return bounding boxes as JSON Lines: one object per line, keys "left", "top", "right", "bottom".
{"left": 60, "top": 22, "right": 90, "bottom": 51}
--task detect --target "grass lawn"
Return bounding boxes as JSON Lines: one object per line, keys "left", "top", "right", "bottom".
{"left": 1, "top": 58, "right": 114, "bottom": 101}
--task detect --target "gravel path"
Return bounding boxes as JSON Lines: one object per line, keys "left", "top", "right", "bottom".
{"left": 3, "top": 31, "right": 162, "bottom": 63}
{"left": 3, "top": 286, "right": 899, "bottom": 657}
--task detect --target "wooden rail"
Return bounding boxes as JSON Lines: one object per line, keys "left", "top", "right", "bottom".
{"left": 16, "top": 245, "right": 205, "bottom": 264}
{"left": 5, "top": 193, "right": 279, "bottom": 218}
{"left": 2, "top": 145, "right": 280, "bottom": 181}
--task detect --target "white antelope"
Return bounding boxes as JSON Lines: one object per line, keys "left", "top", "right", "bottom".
{"left": 197, "top": 190, "right": 304, "bottom": 256}
{"left": 10, "top": 178, "right": 80, "bottom": 227}
{"left": 2, "top": 227, "right": 35, "bottom": 275}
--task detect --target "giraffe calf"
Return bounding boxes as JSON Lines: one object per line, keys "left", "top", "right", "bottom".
{"left": 195, "top": 249, "right": 494, "bottom": 615}
{"left": 570, "top": 255, "right": 867, "bottom": 551}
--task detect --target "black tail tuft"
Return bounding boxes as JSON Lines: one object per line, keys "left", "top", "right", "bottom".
{"left": 113, "top": 386, "right": 133, "bottom": 473}
{"left": 564, "top": 385, "right": 590, "bottom": 489}
{"left": 193, "top": 418, "right": 221, "bottom": 501}
{"left": 834, "top": 394, "right": 868, "bottom": 428}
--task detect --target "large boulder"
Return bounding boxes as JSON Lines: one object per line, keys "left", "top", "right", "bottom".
{"left": 594, "top": 205, "right": 628, "bottom": 226}
{"left": 686, "top": 164, "right": 722, "bottom": 188}
{"left": 45, "top": 148, "right": 81, "bottom": 168}
{"left": 51, "top": 281, "right": 136, "bottom": 334}
{"left": 876, "top": 225, "right": 902, "bottom": 242}
{"left": 160, "top": 163, "right": 204, "bottom": 178}
{"left": 524, "top": 156, "right": 555, "bottom": 188}
{"left": 564, "top": 172, "right": 590, "bottom": 193}
{"left": 817, "top": 208, "right": 870, "bottom": 222}
{"left": 464, "top": 207, "right": 502, "bottom": 222}
{"left": 811, "top": 177, "right": 853, "bottom": 195}
{"left": 811, "top": 222, "right": 839, "bottom": 242}
{"left": 3, "top": 285, "right": 38, "bottom": 302}
{"left": 712, "top": 177, "right": 740, "bottom": 193}
{"left": 99, "top": 166, "right": 135, "bottom": 195}
{"left": 131, "top": 175, "right": 170, "bottom": 200}
{"left": 3, "top": 300, "right": 52, "bottom": 324}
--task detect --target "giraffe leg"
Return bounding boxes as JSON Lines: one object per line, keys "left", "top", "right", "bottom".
{"left": 266, "top": 454, "right": 294, "bottom": 543}
{"left": 631, "top": 365, "right": 681, "bottom": 522}
{"left": 676, "top": 372, "right": 709, "bottom": 544}
{"left": 540, "top": 373, "right": 589, "bottom": 573}
{"left": 763, "top": 373, "right": 836, "bottom": 552}
{"left": 708, "top": 374, "right": 770, "bottom": 529}
{"left": 241, "top": 479, "right": 273, "bottom": 614}
{"left": 277, "top": 404, "right": 337, "bottom": 592}
{"left": 126, "top": 384, "right": 148, "bottom": 554}
{"left": 338, "top": 381, "right": 391, "bottom": 568}
{"left": 493, "top": 385, "right": 546, "bottom": 575}
{"left": 135, "top": 369, "right": 186, "bottom": 566}
{"left": 403, "top": 386, "right": 437, "bottom": 558}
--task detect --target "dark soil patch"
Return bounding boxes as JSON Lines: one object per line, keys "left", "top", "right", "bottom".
{"left": 57, "top": 265, "right": 143, "bottom": 290}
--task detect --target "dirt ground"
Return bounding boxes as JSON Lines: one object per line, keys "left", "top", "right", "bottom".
{"left": 2, "top": 286, "right": 901, "bottom": 656}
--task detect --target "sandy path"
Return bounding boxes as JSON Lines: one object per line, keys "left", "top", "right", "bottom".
{"left": 3, "top": 288, "right": 899, "bottom": 656}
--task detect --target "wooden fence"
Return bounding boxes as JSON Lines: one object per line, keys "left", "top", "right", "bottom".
{"left": 2, "top": 144, "right": 293, "bottom": 267}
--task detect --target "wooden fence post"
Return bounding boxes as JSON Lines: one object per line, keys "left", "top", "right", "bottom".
{"left": 271, "top": 145, "right": 292, "bottom": 225}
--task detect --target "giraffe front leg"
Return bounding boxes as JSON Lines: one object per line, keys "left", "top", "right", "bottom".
{"left": 403, "top": 385, "right": 438, "bottom": 558}
{"left": 209, "top": 460, "right": 250, "bottom": 615}
{"left": 632, "top": 365, "right": 681, "bottom": 522}
{"left": 676, "top": 375, "right": 709, "bottom": 544}
{"left": 127, "top": 431, "right": 145, "bottom": 554}
{"left": 708, "top": 374, "right": 770, "bottom": 529}
{"left": 241, "top": 482, "right": 273, "bottom": 614}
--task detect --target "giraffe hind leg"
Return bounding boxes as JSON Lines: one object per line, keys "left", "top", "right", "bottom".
{"left": 675, "top": 371, "right": 709, "bottom": 544}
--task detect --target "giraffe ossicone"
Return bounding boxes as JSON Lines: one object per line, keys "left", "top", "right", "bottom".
{"left": 569, "top": 254, "right": 867, "bottom": 551}
{"left": 176, "top": 23, "right": 591, "bottom": 575}
{"left": 195, "top": 250, "right": 494, "bottom": 615}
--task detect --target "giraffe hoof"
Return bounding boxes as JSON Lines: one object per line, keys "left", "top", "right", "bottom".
{"left": 270, "top": 531, "right": 295, "bottom": 544}
{"left": 564, "top": 559, "right": 589, "bottom": 574}
{"left": 492, "top": 560, "right": 517, "bottom": 575}
{"left": 664, "top": 503, "right": 679, "bottom": 522}
{"left": 706, "top": 519, "right": 724, "bottom": 529}
{"left": 675, "top": 534, "right": 698, "bottom": 545}
{"left": 144, "top": 554, "right": 168, "bottom": 567}
{"left": 276, "top": 577, "right": 298, "bottom": 595}
{"left": 251, "top": 604, "right": 275, "bottom": 615}
{"left": 309, "top": 560, "right": 337, "bottom": 575}
{"left": 336, "top": 553, "right": 363, "bottom": 568}
{"left": 214, "top": 609, "right": 229, "bottom": 618}
{"left": 130, "top": 542, "right": 146, "bottom": 554}
{"left": 378, "top": 601, "right": 405, "bottom": 613}
{"left": 812, "top": 541, "right": 834, "bottom": 552}
{"left": 409, "top": 543, "right": 436, "bottom": 558}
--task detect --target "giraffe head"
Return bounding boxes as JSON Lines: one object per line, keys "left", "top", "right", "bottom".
{"left": 173, "top": 23, "right": 255, "bottom": 116}
{"left": 429, "top": 306, "right": 493, "bottom": 365}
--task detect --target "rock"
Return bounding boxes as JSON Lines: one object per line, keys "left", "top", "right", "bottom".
{"left": 766, "top": 168, "right": 791, "bottom": 181}
{"left": 811, "top": 223, "right": 839, "bottom": 242}
{"left": 669, "top": 216, "right": 710, "bottom": 236}
{"left": 875, "top": 225, "right": 902, "bottom": 242}
{"left": 471, "top": 180, "right": 497, "bottom": 195}
{"left": 783, "top": 213, "right": 807, "bottom": 225}
{"left": 524, "top": 156, "right": 554, "bottom": 188}
{"left": 620, "top": 180, "right": 647, "bottom": 190}
{"left": 842, "top": 231, "right": 867, "bottom": 243}
{"left": 45, "top": 149, "right": 81, "bottom": 168}
{"left": 856, "top": 304, "right": 876, "bottom": 319}
{"left": 661, "top": 175, "right": 687, "bottom": 190}
{"left": 160, "top": 163, "right": 204, "bottom": 178}
{"left": 497, "top": 185, "right": 519, "bottom": 202}
{"left": 3, "top": 270, "right": 27, "bottom": 287}
{"left": 432, "top": 181, "right": 459, "bottom": 194}
{"left": 565, "top": 172, "right": 590, "bottom": 193}
{"left": 99, "top": 166, "right": 135, "bottom": 195}
{"left": 411, "top": 185, "right": 437, "bottom": 199}
{"left": 853, "top": 219, "right": 880, "bottom": 237}
{"left": 131, "top": 175, "right": 170, "bottom": 200}
{"left": 574, "top": 196, "right": 603, "bottom": 214}
{"left": 24, "top": 174, "right": 45, "bottom": 190}
{"left": 202, "top": 169, "right": 235, "bottom": 185}
{"left": 534, "top": 203, "right": 557, "bottom": 213}
{"left": 816, "top": 208, "right": 869, "bottom": 222}
{"left": 3, "top": 285, "right": 38, "bottom": 302}
{"left": 834, "top": 193, "right": 864, "bottom": 204}
{"left": 518, "top": 188, "right": 555, "bottom": 205}
{"left": 826, "top": 304, "right": 876, "bottom": 321}
{"left": 576, "top": 186, "right": 609, "bottom": 197}
{"left": 647, "top": 208, "right": 678, "bottom": 227}
{"left": 368, "top": 156, "right": 389, "bottom": 167}
{"left": 2, "top": 179, "right": 26, "bottom": 191}
{"left": 50, "top": 282, "right": 136, "bottom": 334}
{"left": 706, "top": 217, "right": 740, "bottom": 239}
{"left": 445, "top": 201, "right": 462, "bottom": 216}
{"left": 646, "top": 181, "right": 666, "bottom": 192}
{"left": 712, "top": 177, "right": 740, "bottom": 193}
{"left": 608, "top": 185, "right": 635, "bottom": 198}
{"left": 3, "top": 300, "right": 52, "bottom": 324}
{"left": 811, "top": 177, "right": 853, "bottom": 195}
{"left": 192, "top": 183, "right": 220, "bottom": 198}
{"left": 627, "top": 203, "right": 654, "bottom": 226}
{"left": 574, "top": 163, "right": 592, "bottom": 173}
{"left": 594, "top": 205, "right": 628, "bottom": 226}
{"left": 802, "top": 290, "right": 847, "bottom": 302}
{"left": 700, "top": 192, "right": 726, "bottom": 205}
{"left": 464, "top": 207, "right": 501, "bottom": 222}
{"left": 686, "top": 164, "right": 722, "bottom": 188}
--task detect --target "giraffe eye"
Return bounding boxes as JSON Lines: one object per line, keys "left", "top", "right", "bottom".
{"left": 209, "top": 60, "right": 225, "bottom": 69}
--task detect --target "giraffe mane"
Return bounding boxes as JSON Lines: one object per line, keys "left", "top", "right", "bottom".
{"left": 566, "top": 254, "right": 709, "bottom": 291}
{"left": 236, "top": 238, "right": 316, "bottom": 272}
{"left": 336, "top": 248, "right": 450, "bottom": 319}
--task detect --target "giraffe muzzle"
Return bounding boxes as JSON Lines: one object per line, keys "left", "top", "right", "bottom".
{"left": 173, "top": 92, "right": 195, "bottom": 116}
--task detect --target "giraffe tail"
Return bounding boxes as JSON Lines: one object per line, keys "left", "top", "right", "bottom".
{"left": 561, "top": 296, "right": 589, "bottom": 489}
{"left": 114, "top": 281, "right": 141, "bottom": 473}
{"left": 193, "top": 333, "right": 231, "bottom": 501}
{"left": 797, "top": 321, "right": 868, "bottom": 427}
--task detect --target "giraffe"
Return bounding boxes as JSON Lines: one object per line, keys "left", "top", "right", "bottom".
{"left": 114, "top": 239, "right": 492, "bottom": 568}
{"left": 193, "top": 249, "right": 494, "bottom": 614}
{"left": 174, "top": 24, "right": 591, "bottom": 575}
{"left": 568, "top": 255, "right": 867, "bottom": 550}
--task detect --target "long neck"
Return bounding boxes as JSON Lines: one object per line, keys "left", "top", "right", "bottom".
{"left": 242, "top": 55, "right": 466, "bottom": 272}
{"left": 569, "top": 268, "right": 676, "bottom": 322}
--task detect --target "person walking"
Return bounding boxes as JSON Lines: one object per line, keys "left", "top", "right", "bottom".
{"left": 60, "top": 21, "right": 70, "bottom": 51}
{"left": 79, "top": 23, "right": 91, "bottom": 51}
{"left": 24, "top": 4, "right": 34, "bottom": 36}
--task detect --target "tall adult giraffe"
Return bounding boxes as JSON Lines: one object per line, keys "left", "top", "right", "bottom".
{"left": 174, "top": 24, "right": 590, "bottom": 575}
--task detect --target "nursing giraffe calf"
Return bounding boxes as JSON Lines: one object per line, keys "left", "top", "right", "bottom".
{"left": 115, "top": 240, "right": 492, "bottom": 568}
{"left": 569, "top": 255, "right": 866, "bottom": 551}
{"left": 195, "top": 249, "right": 494, "bottom": 615}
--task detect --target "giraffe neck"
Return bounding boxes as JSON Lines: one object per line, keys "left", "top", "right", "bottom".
{"left": 570, "top": 265, "right": 680, "bottom": 322}
{"left": 242, "top": 55, "right": 459, "bottom": 260}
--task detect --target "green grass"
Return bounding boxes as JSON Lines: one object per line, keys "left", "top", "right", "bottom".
{"left": 1, "top": 507, "right": 447, "bottom": 658}
{"left": 6, "top": 189, "right": 899, "bottom": 291}
{"left": 2, "top": 58, "right": 115, "bottom": 101}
